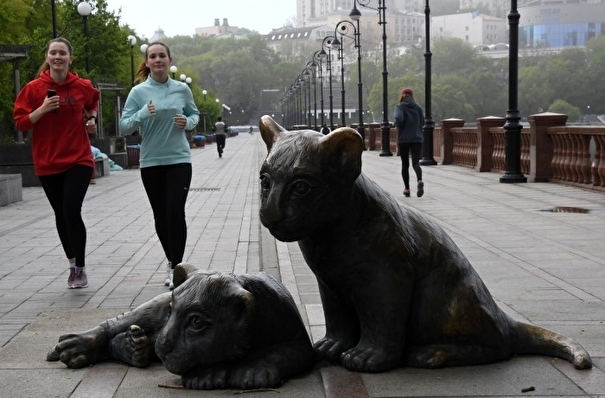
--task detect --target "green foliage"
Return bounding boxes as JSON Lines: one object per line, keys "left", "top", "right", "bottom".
{"left": 549, "top": 99, "right": 582, "bottom": 122}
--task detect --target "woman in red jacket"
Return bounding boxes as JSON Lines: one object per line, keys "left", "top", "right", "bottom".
{"left": 13, "top": 37, "right": 99, "bottom": 289}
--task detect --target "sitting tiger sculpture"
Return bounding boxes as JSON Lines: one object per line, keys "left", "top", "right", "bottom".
{"left": 47, "top": 264, "right": 314, "bottom": 390}
{"left": 258, "top": 115, "right": 592, "bottom": 373}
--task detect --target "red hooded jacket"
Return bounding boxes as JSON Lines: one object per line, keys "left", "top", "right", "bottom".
{"left": 13, "top": 70, "right": 100, "bottom": 176}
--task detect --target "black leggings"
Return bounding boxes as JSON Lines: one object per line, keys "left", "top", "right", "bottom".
{"left": 141, "top": 163, "right": 192, "bottom": 267}
{"left": 215, "top": 134, "right": 226, "bottom": 153}
{"left": 39, "top": 165, "right": 93, "bottom": 268}
{"left": 398, "top": 142, "right": 422, "bottom": 190}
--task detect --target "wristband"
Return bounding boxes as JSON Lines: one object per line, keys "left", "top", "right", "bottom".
{"left": 87, "top": 116, "right": 97, "bottom": 122}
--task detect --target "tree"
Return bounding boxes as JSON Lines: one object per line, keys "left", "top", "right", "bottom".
{"left": 432, "top": 38, "right": 479, "bottom": 77}
{"left": 549, "top": 99, "right": 582, "bottom": 123}
{"left": 432, "top": 83, "right": 475, "bottom": 122}
{"left": 518, "top": 65, "right": 555, "bottom": 117}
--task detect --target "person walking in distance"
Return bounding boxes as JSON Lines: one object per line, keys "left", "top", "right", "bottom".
{"left": 393, "top": 87, "right": 425, "bottom": 197}
{"left": 13, "top": 37, "right": 100, "bottom": 289}
{"left": 214, "top": 116, "right": 227, "bottom": 158}
{"left": 119, "top": 42, "right": 199, "bottom": 289}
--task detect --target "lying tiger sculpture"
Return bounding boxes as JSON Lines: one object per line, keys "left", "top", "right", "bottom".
{"left": 47, "top": 264, "right": 314, "bottom": 390}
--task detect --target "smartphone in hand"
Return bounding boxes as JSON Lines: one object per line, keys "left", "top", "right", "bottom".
{"left": 47, "top": 89, "right": 57, "bottom": 113}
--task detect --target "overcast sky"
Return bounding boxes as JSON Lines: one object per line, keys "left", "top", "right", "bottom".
{"left": 105, "top": 0, "right": 297, "bottom": 39}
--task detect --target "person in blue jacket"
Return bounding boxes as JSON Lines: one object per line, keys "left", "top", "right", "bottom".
{"left": 393, "top": 87, "right": 424, "bottom": 198}
{"left": 120, "top": 42, "right": 199, "bottom": 289}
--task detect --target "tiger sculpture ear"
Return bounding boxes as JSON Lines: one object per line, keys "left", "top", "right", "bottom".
{"left": 172, "top": 263, "right": 202, "bottom": 288}
{"left": 259, "top": 115, "right": 364, "bottom": 184}
{"left": 259, "top": 115, "right": 287, "bottom": 152}
{"left": 319, "top": 127, "right": 364, "bottom": 183}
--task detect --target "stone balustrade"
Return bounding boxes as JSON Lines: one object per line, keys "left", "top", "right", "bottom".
{"left": 360, "top": 112, "right": 604, "bottom": 192}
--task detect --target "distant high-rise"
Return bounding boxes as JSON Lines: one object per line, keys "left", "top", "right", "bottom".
{"left": 296, "top": 0, "right": 424, "bottom": 28}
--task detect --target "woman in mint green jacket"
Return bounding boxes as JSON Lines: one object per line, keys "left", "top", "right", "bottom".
{"left": 120, "top": 42, "right": 199, "bottom": 289}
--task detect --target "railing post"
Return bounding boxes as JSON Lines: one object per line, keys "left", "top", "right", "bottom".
{"left": 441, "top": 118, "right": 465, "bottom": 165}
{"left": 528, "top": 112, "right": 567, "bottom": 182}
{"left": 476, "top": 116, "right": 505, "bottom": 172}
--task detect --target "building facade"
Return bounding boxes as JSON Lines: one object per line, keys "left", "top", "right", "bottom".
{"left": 519, "top": 1, "right": 605, "bottom": 48}
{"left": 296, "top": 0, "right": 424, "bottom": 27}
{"left": 432, "top": 12, "right": 508, "bottom": 46}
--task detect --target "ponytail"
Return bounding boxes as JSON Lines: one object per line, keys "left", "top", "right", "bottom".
{"left": 134, "top": 61, "right": 149, "bottom": 83}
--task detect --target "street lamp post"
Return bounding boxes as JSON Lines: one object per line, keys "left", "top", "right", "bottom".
{"left": 170, "top": 65, "right": 177, "bottom": 79}
{"left": 77, "top": 2, "right": 92, "bottom": 74}
{"left": 296, "top": 78, "right": 303, "bottom": 126}
{"left": 333, "top": 15, "right": 364, "bottom": 142}
{"left": 332, "top": 34, "right": 346, "bottom": 127}
{"left": 299, "top": 75, "right": 308, "bottom": 127}
{"left": 127, "top": 35, "right": 136, "bottom": 86}
{"left": 202, "top": 89, "right": 207, "bottom": 132}
{"left": 499, "top": 0, "right": 527, "bottom": 183}
{"left": 420, "top": 0, "right": 437, "bottom": 165}
{"left": 216, "top": 98, "right": 223, "bottom": 123}
{"left": 319, "top": 35, "right": 335, "bottom": 130}
{"left": 314, "top": 51, "right": 325, "bottom": 129}
{"left": 303, "top": 69, "right": 312, "bottom": 128}
{"left": 359, "top": 0, "right": 392, "bottom": 156}
{"left": 308, "top": 57, "right": 319, "bottom": 130}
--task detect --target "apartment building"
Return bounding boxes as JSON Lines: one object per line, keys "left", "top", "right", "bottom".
{"left": 432, "top": 12, "right": 508, "bottom": 46}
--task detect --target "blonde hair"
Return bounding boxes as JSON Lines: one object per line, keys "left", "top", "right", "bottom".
{"left": 135, "top": 41, "right": 172, "bottom": 83}
{"left": 37, "top": 37, "right": 73, "bottom": 74}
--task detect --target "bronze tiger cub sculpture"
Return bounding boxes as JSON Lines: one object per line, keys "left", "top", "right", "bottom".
{"left": 258, "top": 115, "right": 592, "bottom": 373}
{"left": 47, "top": 264, "right": 314, "bottom": 390}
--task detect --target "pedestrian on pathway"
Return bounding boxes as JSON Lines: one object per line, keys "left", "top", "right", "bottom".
{"left": 213, "top": 116, "right": 228, "bottom": 157}
{"left": 393, "top": 87, "right": 424, "bottom": 198}
{"left": 119, "top": 41, "right": 199, "bottom": 289}
{"left": 13, "top": 37, "right": 100, "bottom": 289}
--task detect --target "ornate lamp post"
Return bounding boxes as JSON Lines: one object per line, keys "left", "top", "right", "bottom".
{"left": 358, "top": 0, "right": 391, "bottom": 156}
{"left": 170, "top": 65, "right": 177, "bottom": 79}
{"left": 331, "top": 33, "right": 346, "bottom": 127}
{"left": 298, "top": 74, "right": 308, "bottom": 127}
{"left": 201, "top": 89, "right": 208, "bottom": 132}
{"left": 333, "top": 15, "right": 364, "bottom": 141}
{"left": 296, "top": 77, "right": 303, "bottom": 126}
{"left": 319, "top": 35, "right": 335, "bottom": 130}
{"left": 127, "top": 35, "right": 137, "bottom": 86}
{"left": 303, "top": 69, "right": 312, "bottom": 128}
{"left": 313, "top": 50, "right": 325, "bottom": 129}
{"left": 499, "top": 0, "right": 527, "bottom": 183}
{"left": 307, "top": 57, "right": 319, "bottom": 130}
{"left": 420, "top": 0, "right": 437, "bottom": 165}
{"left": 77, "top": 1, "right": 92, "bottom": 73}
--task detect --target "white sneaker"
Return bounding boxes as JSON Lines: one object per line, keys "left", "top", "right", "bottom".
{"left": 164, "top": 262, "right": 172, "bottom": 287}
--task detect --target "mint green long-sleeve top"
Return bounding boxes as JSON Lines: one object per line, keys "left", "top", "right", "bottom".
{"left": 119, "top": 76, "right": 199, "bottom": 168}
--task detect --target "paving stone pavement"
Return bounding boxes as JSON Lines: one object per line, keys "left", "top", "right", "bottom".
{"left": 0, "top": 131, "right": 604, "bottom": 397}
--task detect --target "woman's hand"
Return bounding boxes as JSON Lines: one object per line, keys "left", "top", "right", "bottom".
{"left": 173, "top": 114, "right": 187, "bottom": 129}
{"left": 147, "top": 100, "right": 156, "bottom": 116}
{"left": 86, "top": 118, "right": 96, "bottom": 133}
{"left": 44, "top": 94, "right": 59, "bottom": 114}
